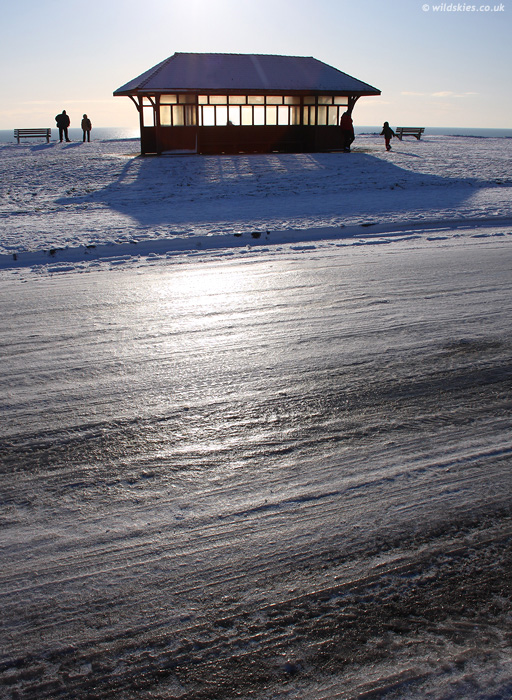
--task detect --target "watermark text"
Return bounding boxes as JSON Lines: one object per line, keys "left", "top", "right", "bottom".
{"left": 422, "top": 3, "right": 505, "bottom": 11}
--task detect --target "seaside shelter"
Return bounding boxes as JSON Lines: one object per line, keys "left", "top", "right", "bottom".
{"left": 114, "top": 53, "right": 381, "bottom": 155}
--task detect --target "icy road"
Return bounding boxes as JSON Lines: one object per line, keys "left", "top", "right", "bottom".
{"left": 1, "top": 235, "right": 511, "bottom": 699}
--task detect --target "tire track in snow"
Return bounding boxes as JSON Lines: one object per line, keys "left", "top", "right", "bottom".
{"left": 1, "top": 518, "right": 510, "bottom": 699}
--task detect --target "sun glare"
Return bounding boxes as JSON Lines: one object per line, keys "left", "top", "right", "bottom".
{"left": 151, "top": 263, "right": 258, "bottom": 321}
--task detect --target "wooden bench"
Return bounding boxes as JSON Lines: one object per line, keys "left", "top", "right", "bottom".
{"left": 14, "top": 128, "right": 51, "bottom": 144}
{"left": 395, "top": 127, "right": 425, "bottom": 141}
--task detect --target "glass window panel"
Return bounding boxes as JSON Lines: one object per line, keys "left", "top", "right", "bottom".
{"left": 241, "top": 105, "right": 253, "bottom": 126}
{"left": 228, "top": 106, "right": 241, "bottom": 125}
{"left": 290, "top": 106, "right": 301, "bottom": 125}
{"left": 178, "top": 94, "right": 196, "bottom": 104}
{"left": 334, "top": 96, "right": 348, "bottom": 105}
{"left": 209, "top": 95, "right": 227, "bottom": 105}
{"left": 266, "top": 106, "right": 277, "bottom": 125}
{"left": 160, "top": 94, "right": 177, "bottom": 104}
{"left": 198, "top": 95, "right": 209, "bottom": 104}
{"left": 185, "top": 105, "right": 197, "bottom": 126}
{"left": 143, "top": 105, "right": 154, "bottom": 127}
{"left": 172, "top": 105, "right": 184, "bottom": 126}
{"left": 266, "top": 95, "right": 282, "bottom": 105}
{"left": 202, "top": 106, "right": 215, "bottom": 126}
{"left": 278, "top": 106, "right": 289, "bottom": 126}
{"left": 284, "top": 96, "right": 301, "bottom": 105}
{"left": 317, "top": 106, "right": 327, "bottom": 125}
{"left": 216, "top": 105, "right": 228, "bottom": 125}
{"left": 328, "top": 106, "right": 339, "bottom": 125}
{"left": 318, "top": 96, "right": 333, "bottom": 105}
{"left": 303, "top": 106, "right": 316, "bottom": 125}
{"left": 228, "top": 95, "right": 246, "bottom": 104}
{"left": 160, "top": 105, "right": 171, "bottom": 126}
{"left": 248, "top": 95, "right": 265, "bottom": 104}
{"left": 303, "top": 96, "right": 315, "bottom": 104}
{"left": 253, "top": 106, "right": 265, "bottom": 125}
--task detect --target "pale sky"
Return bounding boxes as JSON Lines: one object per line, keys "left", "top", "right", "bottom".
{"left": 2, "top": 0, "right": 510, "bottom": 129}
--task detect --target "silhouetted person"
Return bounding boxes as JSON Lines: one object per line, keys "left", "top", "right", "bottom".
{"left": 81, "top": 114, "right": 92, "bottom": 142}
{"left": 55, "top": 110, "right": 71, "bottom": 142}
{"left": 340, "top": 111, "right": 355, "bottom": 152}
{"left": 381, "top": 121, "right": 395, "bottom": 151}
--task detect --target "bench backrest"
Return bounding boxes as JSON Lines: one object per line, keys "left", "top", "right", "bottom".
{"left": 14, "top": 128, "right": 51, "bottom": 134}
{"left": 395, "top": 127, "right": 425, "bottom": 140}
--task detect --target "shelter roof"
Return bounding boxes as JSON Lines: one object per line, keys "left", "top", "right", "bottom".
{"left": 114, "top": 53, "right": 381, "bottom": 96}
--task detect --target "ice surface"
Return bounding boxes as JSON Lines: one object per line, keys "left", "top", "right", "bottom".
{"left": 0, "top": 134, "right": 511, "bottom": 699}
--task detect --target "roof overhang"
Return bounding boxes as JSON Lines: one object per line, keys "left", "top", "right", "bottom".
{"left": 114, "top": 53, "right": 381, "bottom": 98}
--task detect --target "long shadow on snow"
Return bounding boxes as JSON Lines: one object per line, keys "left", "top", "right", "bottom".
{"left": 55, "top": 151, "right": 493, "bottom": 229}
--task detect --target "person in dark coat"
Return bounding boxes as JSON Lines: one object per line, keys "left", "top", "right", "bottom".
{"left": 81, "top": 114, "right": 92, "bottom": 142}
{"left": 340, "top": 111, "right": 355, "bottom": 152}
{"left": 55, "top": 110, "right": 71, "bottom": 142}
{"left": 381, "top": 121, "right": 395, "bottom": 151}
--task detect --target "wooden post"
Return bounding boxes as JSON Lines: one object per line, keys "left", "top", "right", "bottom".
{"left": 153, "top": 96, "right": 162, "bottom": 155}
{"left": 129, "top": 95, "right": 145, "bottom": 154}
{"left": 347, "top": 95, "right": 360, "bottom": 115}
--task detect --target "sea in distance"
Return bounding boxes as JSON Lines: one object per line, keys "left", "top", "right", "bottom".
{"left": 1, "top": 126, "right": 512, "bottom": 143}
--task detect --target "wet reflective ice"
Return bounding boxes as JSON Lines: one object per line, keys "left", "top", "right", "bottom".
{"left": 1, "top": 240, "right": 511, "bottom": 699}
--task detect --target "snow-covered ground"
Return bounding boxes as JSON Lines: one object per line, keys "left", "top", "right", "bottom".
{"left": 0, "top": 134, "right": 511, "bottom": 699}
{"left": 0, "top": 133, "right": 511, "bottom": 273}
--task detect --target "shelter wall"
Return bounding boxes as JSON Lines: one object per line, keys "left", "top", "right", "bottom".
{"left": 141, "top": 125, "right": 346, "bottom": 154}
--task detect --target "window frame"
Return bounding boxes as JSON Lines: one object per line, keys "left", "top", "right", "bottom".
{"left": 156, "top": 94, "right": 350, "bottom": 127}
